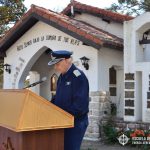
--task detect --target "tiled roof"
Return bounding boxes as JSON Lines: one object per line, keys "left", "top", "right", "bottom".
{"left": 62, "top": 1, "right": 134, "bottom": 23}
{"left": 0, "top": 4, "right": 123, "bottom": 56}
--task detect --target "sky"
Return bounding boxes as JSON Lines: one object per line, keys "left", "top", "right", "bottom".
{"left": 24, "top": 0, "right": 119, "bottom": 12}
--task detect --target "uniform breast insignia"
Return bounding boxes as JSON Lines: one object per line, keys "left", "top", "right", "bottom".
{"left": 66, "top": 81, "right": 71, "bottom": 86}
{"left": 73, "top": 70, "right": 81, "bottom": 77}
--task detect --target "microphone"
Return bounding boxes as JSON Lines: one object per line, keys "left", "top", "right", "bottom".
{"left": 23, "top": 77, "right": 47, "bottom": 89}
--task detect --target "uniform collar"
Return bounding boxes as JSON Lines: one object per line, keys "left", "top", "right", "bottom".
{"left": 61, "top": 64, "right": 76, "bottom": 79}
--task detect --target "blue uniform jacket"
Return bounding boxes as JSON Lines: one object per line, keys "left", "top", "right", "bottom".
{"left": 52, "top": 64, "right": 89, "bottom": 120}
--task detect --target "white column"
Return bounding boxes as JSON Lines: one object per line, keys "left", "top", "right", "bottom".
{"left": 29, "top": 71, "right": 40, "bottom": 95}
{"left": 142, "top": 71, "right": 150, "bottom": 122}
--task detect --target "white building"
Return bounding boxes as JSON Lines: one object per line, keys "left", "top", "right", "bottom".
{"left": 2, "top": 1, "right": 149, "bottom": 140}
{"left": 124, "top": 12, "right": 150, "bottom": 123}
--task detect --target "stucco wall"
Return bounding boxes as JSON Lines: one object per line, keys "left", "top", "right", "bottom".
{"left": 97, "top": 47, "right": 123, "bottom": 118}
{"left": 98, "top": 47, "right": 123, "bottom": 91}
{"left": 124, "top": 12, "right": 150, "bottom": 122}
{"left": 3, "top": 21, "right": 99, "bottom": 92}
{"left": 75, "top": 13, "right": 123, "bottom": 38}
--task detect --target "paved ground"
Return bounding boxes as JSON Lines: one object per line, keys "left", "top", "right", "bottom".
{"left": 81, "top": 140, "right": 138, "bottom": 150}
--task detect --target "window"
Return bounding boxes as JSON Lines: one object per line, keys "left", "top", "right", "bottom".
{"left": 109, "top": 67, "right": 116, "bottom": 84}
{"left": 109, "top": 67, "right": 117, "bottom": 96}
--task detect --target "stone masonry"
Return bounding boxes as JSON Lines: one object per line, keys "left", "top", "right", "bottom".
{"left": 84, "top": 91, "right": 111, "bottom": 141}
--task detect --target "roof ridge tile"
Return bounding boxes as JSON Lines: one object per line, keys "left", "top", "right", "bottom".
{"left": 62, "top": 0, "right": 133, "bottom": 23}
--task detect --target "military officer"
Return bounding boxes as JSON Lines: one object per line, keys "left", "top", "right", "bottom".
{"left": 48, "top": 50, "right": 89, "bottom": 150}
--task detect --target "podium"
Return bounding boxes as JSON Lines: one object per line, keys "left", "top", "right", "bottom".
{"left": 0, "top": 89, "right": 74, "bottom": 150}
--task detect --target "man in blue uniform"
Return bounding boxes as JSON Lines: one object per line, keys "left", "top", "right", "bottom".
{"left": 48, "top": 50, "right": 89, "bottom": 150}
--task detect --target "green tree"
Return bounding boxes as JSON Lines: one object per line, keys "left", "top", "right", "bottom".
{"left": 0, "top": 0, "right": 27, "bottom": 37}
{"left": 0, "top": 0, "right": 26, "bottom": 88}
{"left": 106, "top": 0, "right": 150, "bottom": 16}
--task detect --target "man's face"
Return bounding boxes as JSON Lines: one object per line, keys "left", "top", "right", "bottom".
{"left": 54, "top": 59, "right": 67, "bottom": 74}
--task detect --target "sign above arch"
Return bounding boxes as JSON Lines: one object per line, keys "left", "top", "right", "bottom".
{"left": 16, "top": 34, "right": 80, "bottom": 51}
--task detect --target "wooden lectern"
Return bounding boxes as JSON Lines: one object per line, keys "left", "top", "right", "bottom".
{"left": 0, "top": 89, "right": 74, "bottom": 150}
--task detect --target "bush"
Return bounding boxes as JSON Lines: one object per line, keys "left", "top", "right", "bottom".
{"left": 102, "top": 117, "right": 118, "bottom": 144}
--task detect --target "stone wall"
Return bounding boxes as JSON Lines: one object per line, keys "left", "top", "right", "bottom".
{"left": 102, "top": 117, "right": 150, "bottom": 131}
{"left": 84, "top": 91, "right": 111, "bottom": 141}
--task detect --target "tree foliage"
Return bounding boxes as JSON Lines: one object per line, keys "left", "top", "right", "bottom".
{"left": 106, "top": 0, "right": 150, "bottom": 16}
{"left": 0, "top": 0, "right": 27, "bottom": 37}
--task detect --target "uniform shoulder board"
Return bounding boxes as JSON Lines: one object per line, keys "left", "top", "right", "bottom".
{"left": 73, "top": 70, "right": 81, "bottom": 77}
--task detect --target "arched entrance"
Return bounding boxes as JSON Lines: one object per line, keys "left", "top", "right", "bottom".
{"left": 18, "top": 46, "right": 56, "bottom": 100}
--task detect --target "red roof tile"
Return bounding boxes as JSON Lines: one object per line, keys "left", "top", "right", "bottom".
{"left": 62, "top": 1, "right": 134, "bottom": 23}
{"left": 0, "top": 4, "right": 123, "bottom": 56}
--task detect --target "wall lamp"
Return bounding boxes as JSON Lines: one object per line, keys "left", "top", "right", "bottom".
{"left": 4, "top": 64, "right": 11, "bottom": 74}
{"left": 80, "top": 56, "right": 90, "bottom": 70}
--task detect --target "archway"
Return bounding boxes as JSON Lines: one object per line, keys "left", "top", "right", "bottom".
{"left": 18, "top": 46, "right": 49, "bottom": 89}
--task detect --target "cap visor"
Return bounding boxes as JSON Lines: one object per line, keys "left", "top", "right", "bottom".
{"left": 48, "top": 58, "right": 64, "bottom": 66}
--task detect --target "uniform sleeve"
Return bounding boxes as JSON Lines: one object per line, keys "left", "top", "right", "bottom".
{"left": 65, "top": 74, "right": 89, "bottom": 117}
